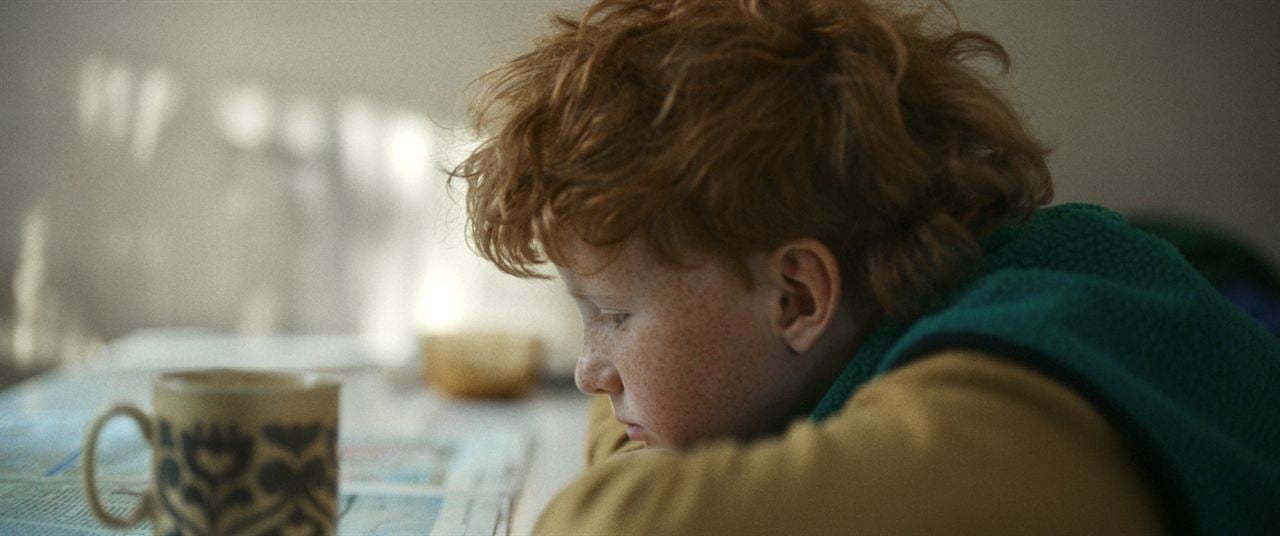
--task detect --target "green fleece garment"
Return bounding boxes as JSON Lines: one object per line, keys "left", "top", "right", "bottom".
{"left": 812, "top": 203, "right": 1280, "bottom": 535}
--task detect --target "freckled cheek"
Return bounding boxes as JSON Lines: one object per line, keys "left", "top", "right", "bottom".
{"left": 617, "top": 337, "right": 689, "bottom": 401}
{"left": 622, "top": 324, "right": 732, "bottom": 443}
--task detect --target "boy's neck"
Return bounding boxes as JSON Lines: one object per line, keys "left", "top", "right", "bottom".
{"left": 788, "top": 299, "right": 882, "bottom": 423}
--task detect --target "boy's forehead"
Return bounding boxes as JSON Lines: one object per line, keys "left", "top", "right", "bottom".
{"left": 557, "top": 236, "right": 729, "bottom": 304}
{"left": 556, "top": 237, "right": 651, "bottom": 283}
{"left": 557, "top": 236, "right": 744, "bottom": 299}
{"left": 556, "top": 252, "right": 650, "bottom": 304}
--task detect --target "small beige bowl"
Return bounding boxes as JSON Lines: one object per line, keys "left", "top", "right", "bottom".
{"left": 422, "top": 332, "right": 542, "bottom": 398}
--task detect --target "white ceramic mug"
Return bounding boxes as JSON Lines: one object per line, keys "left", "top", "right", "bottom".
{"left": 82, "top": 369, "right": 340, "bottom": 535}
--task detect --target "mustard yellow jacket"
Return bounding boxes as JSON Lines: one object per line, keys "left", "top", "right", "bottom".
{"left": 535, "top": 351, "right": 1163, "bottom": 535}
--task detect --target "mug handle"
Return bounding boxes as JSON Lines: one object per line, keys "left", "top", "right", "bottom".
{"left": 82, "top": 403, "right": 153, "bottom": 528}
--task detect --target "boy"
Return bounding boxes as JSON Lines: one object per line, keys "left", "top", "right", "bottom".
{"left": 452, "top": 0, "right": 1280, "bottom": 533}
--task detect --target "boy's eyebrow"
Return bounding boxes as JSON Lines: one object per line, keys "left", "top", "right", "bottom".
{"left": 564, "top": 283, "right": 595, "bottom": 301}
{"left": 568, "top": 289, "right": 604, "bottom": 301}
{"left": 561, "top": 271, "right": 627, "bottom": 302}
{"left": 568, "top": 287, "right": 626, "bottom": 304}
{"left": 561, "top": 276, "right": 585, "bottom": 297}
{"left": 558, "top": 270, "right": 583, "bottom": 294}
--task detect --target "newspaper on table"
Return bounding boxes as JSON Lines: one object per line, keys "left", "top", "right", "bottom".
{"left": 0, "top": 409, "right": 532, "bottom": 535}
{"left": 0, "top": 332, "right": 536, "bottom": 535}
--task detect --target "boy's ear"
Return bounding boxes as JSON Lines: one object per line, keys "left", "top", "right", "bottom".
{"left": 764, "top": 238, "right": 842, "bottom": 355}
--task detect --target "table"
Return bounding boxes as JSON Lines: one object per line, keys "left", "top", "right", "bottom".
{"left": 0, "top": 330, "right": 591, "bottom": 535}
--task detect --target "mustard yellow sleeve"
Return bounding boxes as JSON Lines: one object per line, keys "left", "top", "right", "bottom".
{"left": 535, "top": 351, "right": 1165, "bottom": 535}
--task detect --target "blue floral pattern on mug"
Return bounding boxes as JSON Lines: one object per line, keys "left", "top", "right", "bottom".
{"left": 155, "top": 418, "right": 338, "bottom": 535}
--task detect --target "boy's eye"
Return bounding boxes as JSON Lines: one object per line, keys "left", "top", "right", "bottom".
{"left": 573, "top": 298, "right": 629, "bottom": 329}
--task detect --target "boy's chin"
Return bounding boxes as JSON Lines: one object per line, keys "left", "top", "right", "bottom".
{"left": 644, "top": 440, "right": 681, "bottom": 451}
{"left": 645, "top": 429, "right": 740, "bottom": 451}
{"left": 655, "top": 421, "right": 791, "bottom": 450}
{"left": 631, "top": 422, "right": 736, "bottom": 449}
{"left": 635, "top": 429, "right": 681, "bottom": 450}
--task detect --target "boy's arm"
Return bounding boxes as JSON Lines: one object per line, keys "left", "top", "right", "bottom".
{"left": 584, "top": 394, "right": 644, "bottom": 467}
{"left": 536, "top": 351, "right": 1165, "bottom": 535}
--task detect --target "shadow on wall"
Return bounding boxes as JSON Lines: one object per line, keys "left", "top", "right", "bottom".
{"left": 0, "top": 52, "right": 581, "bottom": 376}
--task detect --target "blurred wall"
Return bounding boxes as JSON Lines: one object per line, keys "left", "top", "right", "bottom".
{"left": 955, "top": 0, "right": 1279, "bottom": 265}
{"left": 1, "top": 0, "right": 1277, "bottom": 375}
{"left": 0, "top": 0, "right": 592, "bottom": 373}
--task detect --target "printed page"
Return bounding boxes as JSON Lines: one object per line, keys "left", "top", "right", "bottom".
{"left": 0, "top": 412, "right": 150, "bottom": 480}
{"left": 0, "top": 477, "right": 514, "bottom": 536}
{"left": 336, "top": 490, "right": 511, "bottom": 536}
{"left": 0, "top": 477, "right": 150, "bottom": 535}
{"left": 333, "top": 432, "right": 530, "bottom": 534}
{"left": 0, "top": 415, "right": 530, "bottom": 535}
{"left": 341, "top": 430, "right": 531, "bottom": 494}
{"left": 0, "top": 334, "right": 535, "bottom": 535}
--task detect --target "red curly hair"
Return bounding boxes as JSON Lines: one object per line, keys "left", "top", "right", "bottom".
{"left": 452, "top": 0, "right": 1052, "bottom": 319}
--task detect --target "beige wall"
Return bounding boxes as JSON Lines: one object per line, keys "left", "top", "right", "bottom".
{"left": 1, "top": 0, "right": 1276, "bottom": 374}
{"left": 955, "top": 0, "right": 1279, "bottom": 265}
{"left": 0, "top": 0, "right": 593, "bottom": 373}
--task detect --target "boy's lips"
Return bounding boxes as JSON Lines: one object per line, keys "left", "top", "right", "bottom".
{"left": 625, "top": 424, "right": 647, "bottom": 442}
{"left": 616, "top": 416, "right": 648, "bottom": 441}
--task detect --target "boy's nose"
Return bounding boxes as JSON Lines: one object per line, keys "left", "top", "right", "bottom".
{"left": 574, "top": 349, "right": 622, "bottom": 395}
